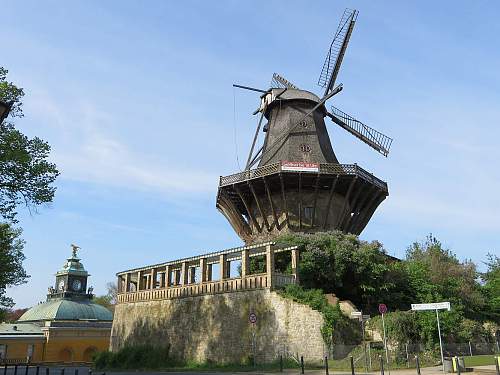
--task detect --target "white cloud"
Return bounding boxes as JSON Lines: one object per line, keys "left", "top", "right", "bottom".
{"left": 27, "top": 90, "right": 218, "bottom": 195}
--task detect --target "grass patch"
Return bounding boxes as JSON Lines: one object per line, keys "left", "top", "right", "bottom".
{"left": 463, "top": 355, "right": 497, "bottom": 367}
{"left": 93, "top": 344, "right": 300, "bottom": 372}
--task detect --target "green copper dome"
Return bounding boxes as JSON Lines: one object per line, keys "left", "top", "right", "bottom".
{"left": 18, "top": 299, "right": 112, "bottom": 322}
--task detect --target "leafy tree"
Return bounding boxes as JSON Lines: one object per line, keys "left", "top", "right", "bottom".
{"left": 405, "top": 235, "right": 487, "bottom": 321}
{"left": 481, "top": 253, "right": 500, "bottom": 322}
{"left": 0, "top": 67, "right": 59, "bottom": 311}
{"left": 1, "top": 67, "right": 59, "bottom": 223}
{"left": 0, "top": 224, "right": 29, "bottom": 311}
{"left": 93, "top": 282, "right": 117, "bottom": 314}
{"left": 277, "top": 231, "right": 412, "bottom": 313}
{"left": 1, "top": 307, "right": 28, "bottom": 322}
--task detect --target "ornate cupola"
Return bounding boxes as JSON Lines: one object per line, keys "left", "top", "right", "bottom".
{"left": 48, "top": 244, "right": 92, "bottom": 300}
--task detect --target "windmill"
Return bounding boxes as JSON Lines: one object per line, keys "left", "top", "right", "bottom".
{"left": 217, "top": 8, "right": 391, "bottom": 244}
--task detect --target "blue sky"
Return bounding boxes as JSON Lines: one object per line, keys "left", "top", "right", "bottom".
{"left": 2, "top": 1, "right": 499, "bottom": 308}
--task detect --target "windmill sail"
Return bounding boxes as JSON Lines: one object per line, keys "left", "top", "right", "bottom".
{"left": 318, "top": 8, "right": 358, "bottom": 96}
{"left": 328, "top": 106, "right": 393, "bottom": 157}
{"left": 271, "top": 73, "right": 299, "bottom": 89}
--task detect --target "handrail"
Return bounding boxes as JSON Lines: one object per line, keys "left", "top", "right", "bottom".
{"left": 116, "top": 272, "right": 295, "bottom": 304}
{"left": 219, "top": 162, "right": 387, "bottom": 191}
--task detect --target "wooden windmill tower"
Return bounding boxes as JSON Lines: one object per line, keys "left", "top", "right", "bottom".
{"left": 217, "top": 9, "right": 392, "bottom": 244}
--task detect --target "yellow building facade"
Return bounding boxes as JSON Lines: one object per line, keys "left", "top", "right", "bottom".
{"left": 0, "top": 247, "right": 112, "bottom": 364}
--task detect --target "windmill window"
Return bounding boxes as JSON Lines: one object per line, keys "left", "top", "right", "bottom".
{"left": 300, "top": 144, "right": 311, "bottom": 152}
{"left": 300, "top": 120, "right": 308, "bottom": 128}
{"left": 304, "top": 206, "right": 314, "bottom": 221}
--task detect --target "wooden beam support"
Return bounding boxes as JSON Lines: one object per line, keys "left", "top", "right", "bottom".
{"left": 311, "top": 174, "right": 320, "bottom": 227}
{"left": 235, "top": 185, "right": 262, "bottom": 233}
{"left": 340, "top": 180, "right": 363, "bottom": 229}
{"left": 248, "top": 181, "right": 270, "bottom": 231}
{"left": 263, "top": 176, "right": 279, "bottom": 230}
{"left": 298, "top": 173, "right": 303, "bottom": 230}
{"left": 350, "top": 189, "right": 379, "bottom": 234}
{"left": 279, "top": 173, "right": 290, "bottom": 228}
{"left": 336, "top": 177, "right": 357, "bottom": 230}
{"left": 353, "top": 191, "right": 386, "bottom": 234}
{"left": 323, "top": 175, "right": 339, "bottom": 229}
{"left": 345, "top": 185, "right": 375, "bottom": 232}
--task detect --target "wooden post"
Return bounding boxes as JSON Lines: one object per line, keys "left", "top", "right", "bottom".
{"left": 207, "top": 263, "right": 213, "bottom": 281}
{"left": 165, "top": 265, "right": 171, "bottom": 287}
{"left": 151, "top": 269, "right": 157, "bottom": 290}
{"left": 241, "top": 249, "right": 249, "bottom": 278}
{"left": 189, "top": 267, "right": 196, "bottom": 284}
{"left": 137, "top": 271, "right": 143, "bottom": 291}
{"left": 266, "top": 244, "right": 275, "bottom": 287}
{"left": 125, "top": 273, "right": 131, "bottom": 292}
{"left": 220, "top": 254, "right": 227, "bottom": 280}
{"left": 200, "top": 258, "right": 207, "bottom": 282}
{"left": 181, "top": 262, "right": 188, "bottom": 285}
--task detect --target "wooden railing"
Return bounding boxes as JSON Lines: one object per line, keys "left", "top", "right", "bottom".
{"left": 117, "top": 272, "right": 295, "bottom": 304}
{"left": 219, "top": 162, "right": 387, "bottom": 190}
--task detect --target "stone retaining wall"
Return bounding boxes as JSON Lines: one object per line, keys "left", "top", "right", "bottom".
{"left": 111, "top": 289, "right": 325, "bottom": 363}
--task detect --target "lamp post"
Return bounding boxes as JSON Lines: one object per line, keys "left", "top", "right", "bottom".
{"left": 0, "top": 100, "right": 13, "bottom": 124}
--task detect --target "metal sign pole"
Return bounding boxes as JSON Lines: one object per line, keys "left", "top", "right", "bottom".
{"left": 382, "top": 312, "right": 389, "bottom": 365}
{"left": 436, "top": 309, "right": 445, "bottom": 372}
{"left": 361, "top": 313, "right": 368, "bottom": 373}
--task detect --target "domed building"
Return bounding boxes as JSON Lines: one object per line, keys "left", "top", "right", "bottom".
{"left": 0, "top": 246, "right": 112, "bottom": 363}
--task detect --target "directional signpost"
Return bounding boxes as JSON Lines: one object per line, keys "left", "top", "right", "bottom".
{"left": 411, "top": 302, "right": 451, "bottom": 372}
{"left": 351, "top": 311, "right": 370, "bottom": 372}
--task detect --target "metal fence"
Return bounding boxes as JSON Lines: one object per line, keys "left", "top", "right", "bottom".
{"left": 286, "top": 341, "right": 500, "bottom": 372}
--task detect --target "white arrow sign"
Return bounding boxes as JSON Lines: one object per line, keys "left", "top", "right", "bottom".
{"left": 411, "top": 302, "right": 450, "bottom": 311}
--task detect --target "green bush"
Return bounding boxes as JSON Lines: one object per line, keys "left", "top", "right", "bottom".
{"left": 93, "top": 344, "right": 174, "bottom": 370}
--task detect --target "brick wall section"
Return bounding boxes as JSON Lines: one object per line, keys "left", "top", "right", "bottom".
{"left": 111, "top": 289, "right": 325, "bottom": 364}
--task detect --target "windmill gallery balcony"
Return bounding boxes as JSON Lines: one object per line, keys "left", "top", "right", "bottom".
{"left": 116, "top": 242, "right": 299, "bottom": 304}
{"left": 216, "top": 161, "right": 389, "bottom": 243}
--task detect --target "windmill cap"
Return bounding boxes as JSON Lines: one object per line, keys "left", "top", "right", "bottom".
{"left": 259, "top": 88, "right": 325, "bottom": 117}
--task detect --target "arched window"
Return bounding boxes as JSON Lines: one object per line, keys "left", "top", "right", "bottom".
{"left": 83, "top": 347, "right": 98, "bottom": 362}
{"left": 59, "top": 347, "right": 73, "bottom": 363}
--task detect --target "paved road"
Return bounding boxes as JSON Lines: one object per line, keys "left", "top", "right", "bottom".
{"left": 0, "top": 365, "right": 497, "bottom": 375}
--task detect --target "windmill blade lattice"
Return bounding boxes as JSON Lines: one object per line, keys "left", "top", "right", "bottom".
{"left": 271, "top": 73, "right": 299, "bottom": 89}
{"left": 328, "top": 106, "right": 393, "bottom": 157}
{"left": 318, "top": 8, "right": 358, "bottom": 96}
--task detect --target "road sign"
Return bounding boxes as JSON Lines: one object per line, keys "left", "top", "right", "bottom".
{"left": 411, "top": 302, "right": 450, "bottom": 311}
{"left": 249, "top": 312, "right": 257, "bottom": 324}
{"left": 379, "top": 303, "right": 387, "bottom": 314}
{"left": 350, "top": 311, "right": 362, "bottom": 317}
{"left": 410, "top": 301, "right": 451, "bottom": 371}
